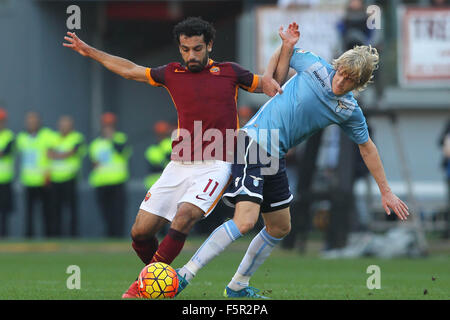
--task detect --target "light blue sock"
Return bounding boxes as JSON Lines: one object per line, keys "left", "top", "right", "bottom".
{"left": 179, "top": 220, "right": 242, "bottom": 282}
{"left": 228, "top": 227, "right": 283, "bottom": 291}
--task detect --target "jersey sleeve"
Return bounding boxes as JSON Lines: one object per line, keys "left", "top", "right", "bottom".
{"left": 145, "top": 65, "right": 167, "bottom": 87}
{"left": 229, "top": 62, "right": 259, "bottom": 92}
{"left": 339, "top": 108, "right": 369, "bottom": 145}
{"left": 289, "top": 48, "right": 320, "bottom": 73}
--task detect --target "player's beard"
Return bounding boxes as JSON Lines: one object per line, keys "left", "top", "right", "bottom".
{"left": 186, "top": 54, "right": 209, "bottom": 73}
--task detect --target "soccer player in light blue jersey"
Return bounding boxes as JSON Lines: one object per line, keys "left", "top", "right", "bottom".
{"left": 176, "top": 22, "right": 410, "bottom": 298}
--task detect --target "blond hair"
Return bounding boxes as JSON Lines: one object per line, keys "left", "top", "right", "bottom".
{"left": 332, "top": 45, "right": 379, "bottom": 92}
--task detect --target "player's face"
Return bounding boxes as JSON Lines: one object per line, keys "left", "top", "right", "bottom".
{"left": 332, "top": 68, "right": 358, "bottom": 96}
{"left": 178, "top": 34, "right": 212, "bottom": 73}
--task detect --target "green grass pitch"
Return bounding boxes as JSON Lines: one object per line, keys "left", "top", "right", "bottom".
{"left": 0, "top": 237, "right": 448, "bottom": 300}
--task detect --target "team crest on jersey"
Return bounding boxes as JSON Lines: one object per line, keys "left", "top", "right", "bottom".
{"left": 144, "top": 191, "right": 151, "bottom": 202}
{"left": 210, "top": 66, "right": 221, "bottom": 75}
{"left": 335, "top": 100, "right": 349, "bottom": 113}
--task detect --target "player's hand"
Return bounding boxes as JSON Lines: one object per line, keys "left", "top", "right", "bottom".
{"left": 262, "top": 75, "right": 283, "bottom": 97}
{"left": 63, "top": 32, "right": 90, "bottom": 56}
{"left": 381, "top": 191, "right": 410, "bottom": 221}
{"left": 279, "top": 22, "right": 300, "bottom": 47}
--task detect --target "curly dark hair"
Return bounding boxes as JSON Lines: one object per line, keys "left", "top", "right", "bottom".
{"left": 173, "top": 17, "right": 216, "bottom": 45}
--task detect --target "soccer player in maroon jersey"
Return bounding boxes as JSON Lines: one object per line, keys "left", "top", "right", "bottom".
{"left": 63, "top": 17, "right": 281, "bottom": 298}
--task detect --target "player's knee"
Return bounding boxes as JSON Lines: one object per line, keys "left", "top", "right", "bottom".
{"left": 266, "top": 221, "right": 291, "bottom": 239}
{"left": 130, "top": 223, "right": 147, "bottom": 241}
{"left": 130, "top": 220, "right": 157, "bottom": 241}
{"left": 233, "top": 210, "right": 259, "bottom": 235}
{"left": 233, "top": 201, "right": 260, "bottom": 235}
{"left": 238, "top": 221, "right": 256, "bottom": 235}
{"left": 279, "top": 221, "right": 291, "bottom": 237}
{"left": 233, "top": 217, "right": 257, "bottom": 235}
{"left": 130, "top": 227, "right": 143, "bottom": 241}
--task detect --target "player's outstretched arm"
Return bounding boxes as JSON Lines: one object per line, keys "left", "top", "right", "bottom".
{"left": 260, "top": 23, "right": 299, "bottom": 96}
{"left": 273, "top": 22, "right": 300, "bottom": 85}
{"left": 63, "top": 32, "right": 148, "bottom": 83}
{"left": 260, "top": 47, "right": 283, "bottom": 97}
{"left": 358, "top": 138, "right": 410, "bottom": 220}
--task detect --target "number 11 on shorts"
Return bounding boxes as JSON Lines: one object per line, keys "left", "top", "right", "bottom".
{"left": 203, "top": 179, "right": 219, "bottom": 197}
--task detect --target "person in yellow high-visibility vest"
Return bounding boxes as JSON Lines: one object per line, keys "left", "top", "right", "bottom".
{"left": 144, "top": 121, "right": 173, "bottom": 190}
{"left": 89, "top": 112, "right": 132, "bottom": 237}
{"left": 48, "top": 115, "right": 86, "bottom": 237}
{"left": 0, "top": 108, "right": 15, "bottom": 237}
{"left": 16, "top": 111, "right": 56, "bottom": 238}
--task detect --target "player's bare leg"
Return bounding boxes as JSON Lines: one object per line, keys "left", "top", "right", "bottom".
{"left": 232, "top": 201, "right": 261, "bottom": 234}
{"left": 261, "top": 207, "right": 291, "bottom": 238}
{"left": 171, "top": 202, "right": 205, "bottom": 234}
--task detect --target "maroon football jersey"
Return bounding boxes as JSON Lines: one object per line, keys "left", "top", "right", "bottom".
{"left": 145, "top": 59, "right": 259, "bottom": 162}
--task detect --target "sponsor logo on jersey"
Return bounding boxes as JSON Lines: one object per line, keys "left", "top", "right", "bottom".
{"left": 144, "top": 191, "right": 151, "bottom": 201}
{"left": 174, "top": 68, "right": 186, "bottom": 73}
{"left": 313, "top": 70, "right": 325, "bottom": 88}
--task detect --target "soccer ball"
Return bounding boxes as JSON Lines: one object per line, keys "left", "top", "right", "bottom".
{"left": 138, "top": 262, "right": 179, "bottom": 299}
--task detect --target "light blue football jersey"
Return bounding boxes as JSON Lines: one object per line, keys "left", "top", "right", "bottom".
{"left": 243, "top": 48, "right": 369, "bottom": 158}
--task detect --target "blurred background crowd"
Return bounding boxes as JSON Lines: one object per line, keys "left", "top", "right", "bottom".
{"left": 0, "top": 0, "right": 448, "bottom": 256}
